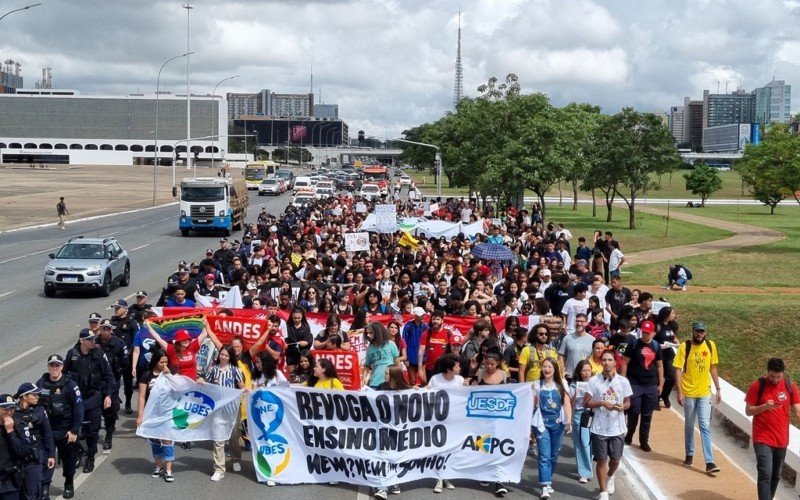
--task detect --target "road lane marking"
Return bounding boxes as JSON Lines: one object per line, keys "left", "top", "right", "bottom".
{"left": 105, "top": 291, "right": 139, "bottom": 310}
{"left": 130, "top": 244, "right": 150, "bottom": 251}
{"left": 0, "top": 346, "right": 42, "bottom": 370}
{"left": 0, "top": 246, "right": 61, "bottom": 265}
{"left": 61, "top": 451, "right": 110, "bottom": 499}
{"left": 0, "top": 290, "right": 15, "bottom": 299}
{"left": 356, "top": 486, "right": 370, "bottom": 500}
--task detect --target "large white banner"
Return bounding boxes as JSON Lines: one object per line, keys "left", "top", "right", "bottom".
{"left": 136, "top": 374, "right": 243, "bottom": 442}
{"left": 246, "top": 384, "right": 533, "bottom": 486}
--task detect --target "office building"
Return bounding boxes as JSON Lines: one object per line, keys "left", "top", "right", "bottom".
{"left": 266, "top": 90, "right": 314, "bottom": 117}
{"left": 703, "top": 123, "right": 753, "bottom": 153}
{"left": 0, "top": 59, "right": 23, "bottom": 94}
{"left": 670, "top": 106, "right": 685, "bottom": 144}
{"left": 703, "top": 89, "right": 756, "bottom": 128}
{"left": 753, "top": 79, "right": 792, "bottom": 124}
{"left": 313, "top": 104, "right": 339, "bottom": 119}
{"left": 683, "top": 97, "right": 704, "bottom": 152}
{"left": 0, "top": 90, "right": 225, "bottom": 165}
{"left": 227, "top": 91, "right": 263, "bottom": 121}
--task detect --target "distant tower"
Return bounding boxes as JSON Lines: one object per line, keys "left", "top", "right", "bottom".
{"left": 452, "top": 8, "right": 463, "bottom": 109}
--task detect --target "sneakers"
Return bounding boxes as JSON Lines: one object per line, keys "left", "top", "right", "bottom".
{"left": 266, "top": 480, "right": 276, "bottom": 487}
{"left": 389, "top": 485, "right": 401, "bottom": 494}
{"left": 163, "top": 471, "right": 174, "bottom": 483}
{"left": 374, "top": 489, "right": 388, "bottom": 499}
{"left": 579, "top": 477, "right": 590, "bottom": 483}
{"left": 640, "top": 443, "right": 652, "bottom": 452}
{"left": 151, "top": 466, "right": 163, "bottom": 478}
{"left": 443, "top": 480, "right": 454, "bottom": 490}
{"left": 232, "top": 462, "right": 241, "bottom": 472}
{"left": 495, "top": 483, "right": 508, "bottom": 495}
{"left": 706, "top": 463, "right": 721, "bottom": 474}
{"left": 540, "top": 486, "right": 551, "bottom": 499}
{"left": 607, "top": 475, "right": 616, "bottom": 495}
{"left": 433, "top": 480, "right": 443, "bottom": 493}
{"left": 181, "top": 442, "right": 195, "bottom": 451}
{"left": 681, "top": 285, "right": 687, "bottom": 291}
{"left": 598, "top": 493, "right": 610, "bottom": 500}
{"left": 683, "top": 455, "right": 693, "bottom": 467}
{"left": 210, "top": 471, "right": 224, "bottom": 481}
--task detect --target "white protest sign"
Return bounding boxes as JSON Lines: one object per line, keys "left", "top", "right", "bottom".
{"left": 247, "top": 384, "right": 533, "bottom": 486}
{"left": 344, "top": 232, "right": 370, "bottom": 252}
{"left": 375, "top": 204, "right": 398, "bottom": 233}
{"left": 356, "top": 203, "right": 367, "bottom": 213}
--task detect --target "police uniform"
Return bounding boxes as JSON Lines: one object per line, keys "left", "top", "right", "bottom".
{"left": 63, "top": 331, "right": 114, "bottom": 474}
{"left": 12, "top": 384, "right": 55, "bottom": 500}
{"left": 36, "top": 356, "right": 83, "bottom": 500}
{"left": 127, "top": 291, "right": 153, "bottom": 325}
{"left": 109, "top": 301, "right": 140, "bottom": 413}
{"left": 1, "top": 394, "right": 31, "bottom": 500}
{"left": 96, "top": 320, "right": 129, "bottom": 450}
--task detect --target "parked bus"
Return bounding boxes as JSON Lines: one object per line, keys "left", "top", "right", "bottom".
{"left": 244, "top": 160, "right": 278, "bottom": 189}
{"left": 362, "top": 164, "right": 390, "bottom": 194}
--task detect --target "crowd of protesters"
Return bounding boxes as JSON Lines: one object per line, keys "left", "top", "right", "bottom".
{"left": 1, "top": 178, "right": 792, "bottom": 500}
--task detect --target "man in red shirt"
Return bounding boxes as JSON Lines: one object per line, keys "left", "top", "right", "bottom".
{"left": 745, "top": 358, "right": 800, "bottom": 500}
{"left": 417, "top": 310, "right": 449, "bottom": 383}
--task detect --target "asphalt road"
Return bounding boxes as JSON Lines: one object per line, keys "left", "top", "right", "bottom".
{"left": 0, "top": 180, "right": 641, "bottom": 500}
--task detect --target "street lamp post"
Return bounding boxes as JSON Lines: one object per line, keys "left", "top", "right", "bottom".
{"left": 0, "top": 3, "right": 42, "bottom": 22}
{"left": 154, "top": 52, "right": 192, "bottom": 205}
{"left": 210, "top": 75, "right": 238, "bottom": 173}
{"left": 182, "top": 3, "right": 194, "bottom": 171}
{"left": 377, "top": 137, "right": 442, "bottom": 199}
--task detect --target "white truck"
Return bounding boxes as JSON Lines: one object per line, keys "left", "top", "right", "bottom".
{"left": 178, "top": 177, "right": 248, "bottom": 237}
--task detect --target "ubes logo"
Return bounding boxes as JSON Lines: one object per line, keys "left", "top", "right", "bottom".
{"left": 251, "top": 391, "right": 291, "bottom": 478}
{"left": 172, "top": 391, "right": 215, "bottom": 429}
{"left": 461, "top": 434, "right": 516, "bottom": 456}
{"left": 466, "top": 391, "right": 517, "bottom": 420}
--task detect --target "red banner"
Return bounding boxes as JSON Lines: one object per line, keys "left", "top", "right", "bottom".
{"left": 207, "top": 315, "right": 269, "bottom": 350}
{"left": 313, "top": 350, "right": 361, "bottom": 390}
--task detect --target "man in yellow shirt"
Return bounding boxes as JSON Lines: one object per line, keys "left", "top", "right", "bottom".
{"left": 674, "top": 322, "right": 721, "bottom": 474}
{"left": 520, "top": 324, "right": 561, "bottom": 382}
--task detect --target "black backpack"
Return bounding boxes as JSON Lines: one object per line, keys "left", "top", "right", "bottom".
{"left": 682, "top": 266, "right": 693, "bottom": 280}
{"left": 756, "top": 377, "right": 796, "bottom": 405}
{"left": 682, "top": 339, "right": 713, "bottom": 371}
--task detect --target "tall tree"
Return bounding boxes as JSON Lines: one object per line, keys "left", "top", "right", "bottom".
{"left": 561, "top": 103, "right": 601, "bottom": 210}
{"left": 683, "top": 162, "right": 723, "bottom": 206}
{"left": 735, "top": 126, "right": 799, "bottom": 214}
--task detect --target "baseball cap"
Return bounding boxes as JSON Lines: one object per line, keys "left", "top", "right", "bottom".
{"left": 540, "top": 269, "right": 551, "bottom": 277}
{"left": 99, "top": 319, "right": 115, "bottom": 329}
{"left": 204, "top": 273, "right": 216, "bottom": 280}
{"left": 270, "top": 225, "right": 278, "bottom": 233}
{"left": 136, "top": 290, "right": 148, "bottom": 298}
{"left": 88, "top": 312, "right": 102, "bottom": 322}
{"left": 205, "top": 249, "right": 214, "bottom": 255}
{"left": 450, "top": 333, "right": 464, "bottom": 345}
{"left": 692, "top": 321, "right": 707, "bottom": 331}
{"left": 112, "top": 298, "right": 128, "bottom": 309}
{"left": 178, "top": 267, "right": 190, "bottom": 274}
{"left": 47, "top": 354, "right": 64, "bottom": 365}
{"left": 0, "top": 395, "right": 16, "bottom": 409}
{"left": 640, "top": 320, "right": 655, "bottom": 333}
{"left": 412, "top": 307, "right": 426, "bottom": 317}
{"left": 15, "top": 382, "right": 42, "bottom": 399}
{"left": 79, "top": 328, "right": 96, "bottom": 340}
{"left": 174, "top": 329, "right": 191, "bottom": 343}
{"left": 219, "top": 238, "right": 228, "bottom": 243}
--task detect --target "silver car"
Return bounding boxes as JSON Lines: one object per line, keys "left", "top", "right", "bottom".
{"left": 43, "top": 236, "right": 130, "bottom": 297}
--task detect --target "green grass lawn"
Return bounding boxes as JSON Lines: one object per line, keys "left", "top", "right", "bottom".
{"left": 625, "top": 204, "right": 798, "bottom": 287}
{"left": 665, "top": 293, "right": 800, "bottom": 390}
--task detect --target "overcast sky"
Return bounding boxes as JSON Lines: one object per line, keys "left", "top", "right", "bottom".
{"left": 2, "top": 0, "right": 799, "bottom": 136}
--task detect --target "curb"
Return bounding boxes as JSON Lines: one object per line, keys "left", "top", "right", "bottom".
{"left": 619, "top": 452, "right": 664, "bottom": 500}
{"left": 1, "top": 202, "right": 179, "bottom": 234}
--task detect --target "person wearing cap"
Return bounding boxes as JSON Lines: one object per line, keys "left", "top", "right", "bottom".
{"left": 619, "top": 319, "right": 663, "bottom": 453}
{"left": 96, "top": 320, "right": 129, "bottom": 450}
{"left": 0, "top": 393, "right": 31, "bottom": 499}
{"left": 37, "top": 355, "right": 83, "bottom": 499}
{"left": 109, "top": 299, "right": 140, "bottom": 414}
{"left": 13, "top": 382, "right": 55, "bottom": 500}
{"left": 213, "top": 238, "right": 236, "bottom": 275}
{"left": 128, "top": 291, "right": 152, "bottom": 325}
{"left": 144, "top": 320, "right": 209, "bottom": 381}
{"left": 196, "top": 273, "right": 221, "bottom": 298}
{"left": 674, "top": 321, "right": 721, "bottom": 474}
{"left": 87, "top": 312, "right": 102, "bottom": 335}
{"left": 63, "top": 329, "right": 116, "bottom": 474}
{"left": 402, "top": 307, "right": 429, "bottom": 385}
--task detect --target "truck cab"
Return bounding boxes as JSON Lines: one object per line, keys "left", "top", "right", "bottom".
{"left": 179, "top": 177, "right": 248, "bottom": 237}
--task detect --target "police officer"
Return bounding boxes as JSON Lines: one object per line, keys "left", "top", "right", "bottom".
{"left": 109, "top": 299, "right": 139, "bottom": 414}
{"left": 1, "top": 394, "right": 30, "bottom": 500}
{"left": 96, "top": 320, "right": 129, "bottom": 450}
{"left": 127, "top": 291, "right": 152, "bottom": 325}
{"left": 87, "top": 312, "right": 102, "bottom": 335}
{"left": 13, "top": 383, "right": 55, "bottom": 500}
{"left": 37, "top": 355, "right": 83, "bottom": 500}
{"left": 63, "top": 330, "right": 114, "bottom": 474}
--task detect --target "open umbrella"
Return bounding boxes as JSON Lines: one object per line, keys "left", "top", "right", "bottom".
{"left": 471, "top": 243, "right": 514, "bottom": 261}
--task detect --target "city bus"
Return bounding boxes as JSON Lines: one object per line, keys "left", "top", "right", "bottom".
{"left": 244, "top": 160, "right": 278, "bottom": 189}
{"left": 362, "top": 164, "right": 390, "bottom": 194}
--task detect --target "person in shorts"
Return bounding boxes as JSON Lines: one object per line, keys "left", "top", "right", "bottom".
{"left": 584, "top": 351, "right": 632, "bottom": 500}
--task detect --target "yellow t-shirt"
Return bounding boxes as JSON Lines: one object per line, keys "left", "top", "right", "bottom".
{"left": 587, "top": 356, "right": 603, "bottom": 375}
{"left": 312, "top": 378, "right": 344, "bottom": 390}
{"left": 238, "top": 360, "right": 252, "bottom": 419}
{"left": 674, "top": 340, "right": 718, "bottom": 398}
{"left": 518, "top": 345, "right": 558, "bottom": 382}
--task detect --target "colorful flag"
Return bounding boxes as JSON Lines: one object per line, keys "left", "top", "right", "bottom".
{"left": 148, "top": 313, "right": 206, "bottom": 342}
{"left": 194, "top": 286, "right": 243, "bottom": 308}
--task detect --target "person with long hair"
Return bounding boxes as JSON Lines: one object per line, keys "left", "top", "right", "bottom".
{"left": 204, "top": 345, "right": 244, "bottom": 481}
{"left": 362, "top": 322, "right": 400, "bottom": 389}
{"left": 290, "top": 351, "right": 315, "bottom": 385}
{"left": 532, "top": 358, "right": 572, "bottom": 499}
{"left": 587, "top": 338, "right": 607, "bottom": 375}
{"left": 285, "top": 307, "right": 313, "bottom": 373}
{"left": 136, "top": 350, "right": 174, "bottom": 482}
{"left": 655, "top": 306, "right": 680, "bottom": 408}
{"left": 570, "top": 360, "right": 594, "bottom": 484}
{"left": 314, "top": 314, "right": 350, "bottom": 351}
{"left": 387, "top": 321, "right": 407, "bottom": 365}
{"left": 370, "top": 365, "right": 410, "bottom": 498}
{"left": 305, "top": 358, "right": 344, "bottom": 390}
{"left": 251, "top": 351, "right": 287, "bottom": 389}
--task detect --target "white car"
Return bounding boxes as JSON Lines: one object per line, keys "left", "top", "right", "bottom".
{"left": 400, "top": 175, "right": 411, "bottom": 186}
{"left": 359, "top": 183, "right": 381, "bottom": 201}
{"left": 258, "top": 178, "right": 281, "bottom": 196}
{"left": 291, "top": 194, "right": 316, "bottom": 207}
{"left": 314, "top": 186, "right": 335, "bottom": 199}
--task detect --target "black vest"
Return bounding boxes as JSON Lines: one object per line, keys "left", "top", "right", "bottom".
{"left": 13, "top": 407, "right": 44, "bottom": 449}
{"left": 39, "top": 375, "right": 73, "bottom": 430}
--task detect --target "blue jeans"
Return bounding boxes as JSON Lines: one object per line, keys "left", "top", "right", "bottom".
{"left": 572, "top": 410, "right": 593, "bottom": 479}
{"left": 683, "top": 396, "right": 714, "bottom": 463}
{"left": 676, "top": 277, "right": 687, "bottom": 286}
{"left": 535, "top": 421, "right": 565, "bottom": 485}
{"left": 150, "top": 439, "right": 175, "bottom": 462}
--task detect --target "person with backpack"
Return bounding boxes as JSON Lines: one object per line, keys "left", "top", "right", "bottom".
{"left": 619, "top": 320, "right": 663, "bottom": 452}
{"left": 744, "top": 358, "right": 800, "bottom": 500}
{"left": 664, "top": 264, "right": 692, "bottom": 291}
{"left": 674, "top": 321, "right": 721, "bottom": 474}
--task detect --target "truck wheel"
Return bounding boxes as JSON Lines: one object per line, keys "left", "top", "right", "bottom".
{"left": 223, "top": 227, "right": 232, "bottom": 237}
{"left": 44, "top": 286, "right": 56, "bottom": 298}
{"left": 181, "top": 229, "right": 189, "bottom": 237}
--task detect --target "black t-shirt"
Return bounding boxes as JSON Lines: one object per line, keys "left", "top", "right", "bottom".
{"left": 624, "top": 339, "right": 662, "bottom": 386}
{"left": 609, "top": 333, "right": 637, "bottom": 356}
{"left": 605, "top": 287, "right": 632, "bottom": 315}
{"left": 655, "top": 322, "right": 678, "bottom": 361}
{"left": 137, "top": 370, "right": 162, "bottom": 403}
